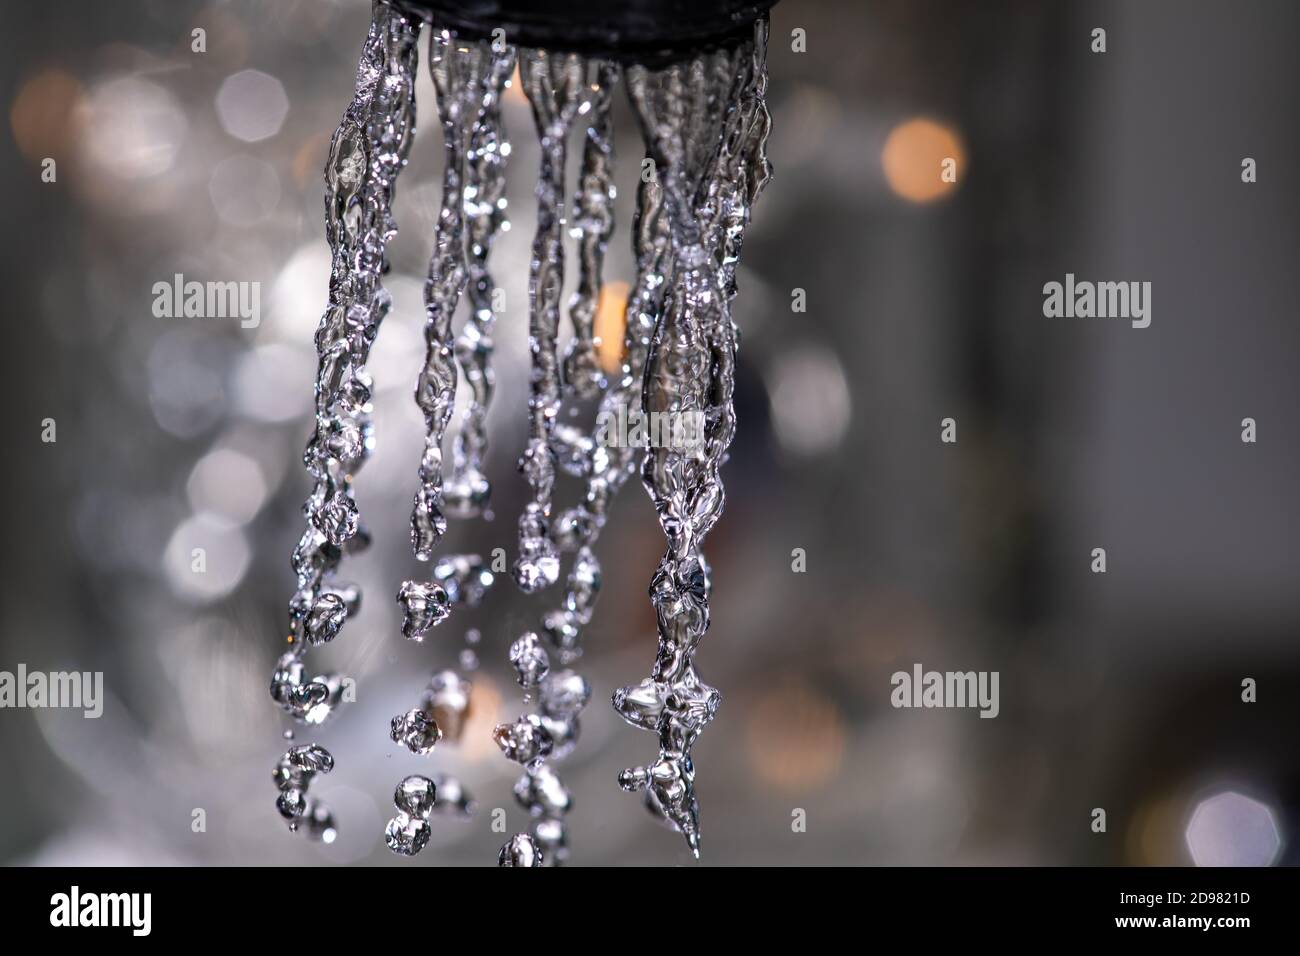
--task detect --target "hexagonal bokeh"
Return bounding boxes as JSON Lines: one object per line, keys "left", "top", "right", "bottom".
{"left": 1186, "top": 791, "right": 1283, "bottom": 867}
{"left": 214, "top": 69, "right": 289, "bottom": 142}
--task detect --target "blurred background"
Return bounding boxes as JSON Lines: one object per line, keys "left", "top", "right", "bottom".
{"left": 1, "top": 0, "right": 1298, "bottom": 866}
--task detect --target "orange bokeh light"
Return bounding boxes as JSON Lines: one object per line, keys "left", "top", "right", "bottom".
{"left": 745, "top": 679, "right": 846, "bottom": 791}
{"left": 460, "top": 674, "right": 503, "bottom": 762}
{"left": 881, "top": 116, "right": 965, "bottom": 204}
{"left": 594, "top": 280, "right": 630, "bottom": 375}
{"left": 10, "top": 69, "right": 83, "bottom": 164}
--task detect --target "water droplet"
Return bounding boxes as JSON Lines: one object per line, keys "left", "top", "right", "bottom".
{"left": 302, "top": 672, "right": 346, "bottom": 725}
{"left": 538, "top": 713, "right": 580, "bottom": 761}
{"left": 514, "top": 764, "right": 571, "bottom": 817}
{"left": 305, "top": 592, "right": 347, "bottom": 646}
{"left": 272, "top": 743, "right": 334, "bottom": 833}
{"left": 540, "top": 668, "right": 591, "bottom": 717}
{"left": 512, "top": 503, "right": 560, "bottom": 592}
{"left": 319, "top": 491, "right": 359, "bottom": 546}
{"left": 508, "top": 631, "right": 550, "bottom": 688}
{"left": 390, "top": 707, "right": 442, "bottom": 754}
{"left": 498, "top": 833, "right": 543, "bottom": 867}
{"left": 288, "top": 743, "right": 335, "bottom": 774}
{"left": 531, "top": 817, "right": 568, "bottom": 867}
{"left": 396, "top": 580, "right": 450, "bottom": 640}
{"left": 492, "top": 714, "right": 554, "bottom": 764}
{"left": 276, "top": 787, "right": 307, "bottom": 823}
{"left": 393, "top": 774, "right": 437, "bottom": 817}
{"left": 385, "top": 773, "right": 437, "bottom": 856}
{"left": 385, "top": 812, "right": 431, "bottom": 856}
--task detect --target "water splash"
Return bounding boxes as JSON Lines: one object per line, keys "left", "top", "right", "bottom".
{"left": 512, "top": 49, "right": 588, "bottom": 595}
{"left": 445, "top": 46, "right": 514, "bottom": 518}
{"left": 498, "top": 833, "right": 543, "bottom": 867}
{"left": 561, "top": 62, "right": 619, "bottom": 400}
{"left": 495, "top": 59, "right": 619, "bottom": 866}
{"left": 382, "top": 665, "right": 476, "bottom": 854}
{"left": 272, "top": 743, "right": 335, "bottom": 839}
{"left": 540, "top": 63, "right": 619, "bottom": 662}
{"left": 384, "top": 774, "right": 437, "bottom": 855}
{"left": 492, "top": 713, "right": 553, "bottom": 764}
{"left": 383, "top": 25, "right": 514, "bottom": 857}
{"left": 540, "top": 146, "right": 674, "bottom": 664}
{"left": 390, "top": 707, "right": 442, "bottom": 753}
{"left": 396, "top": 579, "right": 451, "bottom": 639}
{"left": 274, "top": 0, "right": 771, "bottom": 863}
{"left": 271, "top": 0, "right": 420, "bottom": 845}
{"left": 541, "top": 544, "right": 603, "bottom": 654}
{"left": 508, "top": 631, "right": 550, "bottom": 688}
{"left": 410, "top": 30, "right": 503, "bottom": 560}
{"left": 611, "top": 20, "right": 773, "bottom": 859}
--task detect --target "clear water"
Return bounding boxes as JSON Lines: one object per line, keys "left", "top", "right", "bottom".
{"left": 273, "top": 743, "right": 336, "bottom": 841}
{"left": 385, "top": 774, "right": 437, "bottom": 855}
{"left": 273, "top": 0, "right": 770, "bottom": 863}
{"left": 412, "top": 30, "right": 515, "bottom": 559}
{"left": 270, "top": 0, "right": 419, "bottom": 841}
{"left": 612, "top": 21, "right": 773, "bottom": 859}
{"left": 487, "top": 53, "right": 622, "bottom": 867}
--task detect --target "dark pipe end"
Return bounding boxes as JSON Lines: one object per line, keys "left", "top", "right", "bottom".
{"left": 398, "top": 0, "right": 776, "bottom": 64}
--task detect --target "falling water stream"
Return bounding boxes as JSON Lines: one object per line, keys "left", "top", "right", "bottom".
{"left": 272, "top": 0, "right": 770, "bottom": 864}
{"left": 491, "top": 52, "right": 618, "bottom": 868}
{"left": 612, "top": 24, "right": 773, "bottom": 859}
{"left": 271, "top": 0, "right": 419, "bottom": 841}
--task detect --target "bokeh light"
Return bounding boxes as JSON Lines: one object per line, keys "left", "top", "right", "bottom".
{"left": 187, "top": 447, "right": 268, "bottom": 525}
{"left": 881, "top": 116, "right": 965, "bottom": 204}
{"left": 163, "top": 513, "right": 251, "bottom": 602}
{"left": 1185, "top": 790, "right": 1282, "bottom": 867}
{"left": 766, "top": 343, "right": 852, "bottom": 457}
{"left": 9, "top": 68, "right": 82, "bottom": 163}
{"left": 594, "top": 280, "right": 630, "bottom": 374}
{"left": 745, "top": 679, "right": 846, "bottom": 790}
{"left": 215, "top": 69, "right": 289, "bottom": 142}
{"left": 77, "top": 75, "right": 187, "bottom": 180}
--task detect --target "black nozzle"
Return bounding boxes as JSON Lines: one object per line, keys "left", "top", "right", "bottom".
{"left": 398, "top": 0, "right": 777, "bottom": 63}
